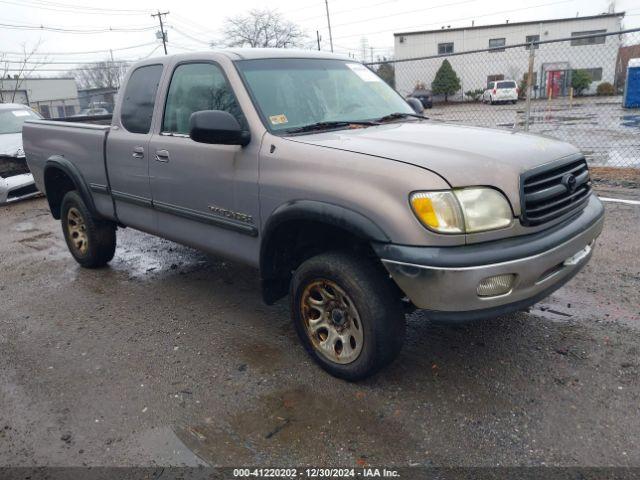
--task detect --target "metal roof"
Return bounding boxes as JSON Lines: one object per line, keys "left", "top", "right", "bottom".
{"left": 394, "top": 12, "right": 625, "bottom": 37}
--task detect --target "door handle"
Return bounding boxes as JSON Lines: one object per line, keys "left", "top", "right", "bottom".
{"left": 154, "top": 150, "right": 170, "bottom": 163}
{"left": 132, "top": 146, "right": 144, "bottom": 159}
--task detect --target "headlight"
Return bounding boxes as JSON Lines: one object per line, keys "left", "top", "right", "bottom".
{"left": 410, "top": 188, "right": 512, "bottom": 234}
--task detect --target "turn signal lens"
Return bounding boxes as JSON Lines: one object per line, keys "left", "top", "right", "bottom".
{"left": 410, "top": 191, "right": 464, "bottom": 233}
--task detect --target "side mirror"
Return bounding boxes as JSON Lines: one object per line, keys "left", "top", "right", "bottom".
{"left": 406, "top": 97, "right": 424, "bottom": 114}
{"left": 189, "top": 110, "right": 250, "bottom": 146}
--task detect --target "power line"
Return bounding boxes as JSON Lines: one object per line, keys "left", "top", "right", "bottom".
{"left": 1, "top": 42, "right": 158, "bottom": 56}
{"left": 171, "top": 13, "right": 216, "bottom": 35}
{"left": 330, "top": 0, "right": 479, "bottom": 29}
{"left": 170, "top": 26, "right": 212, "bottom": 46}
{"left": 332, "top": 0, "right": 574, "bottom": 40}
{"left": 2, "top": 45, "right": 164, "bottom": 72}
{"left": 0, "top": 0, "right": 152, "bottom": 15}
{"left": 4, "top": 0, "right": 152, "bottom": 14}
{"left": 0, "top": 21, "right": 156, "bottom": 33}
{"left": 1, "top": 59, "right": 132, "bottom": 65}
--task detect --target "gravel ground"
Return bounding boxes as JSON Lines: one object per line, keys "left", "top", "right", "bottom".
{"left": 0, "top": 192, "right": 639, "bottom": 468}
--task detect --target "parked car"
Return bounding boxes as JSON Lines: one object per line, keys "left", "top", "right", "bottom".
{"left": 483, "top": 80, "right": 519, "bottom": 104}
{"left": 408, "top": 88, "right": 433, "bottom": 109}
{"left": 73, "top": 107, "right": 110, "bottom": 117}
{"left": 23, "top": 50, "right": 602, "bottom": 380}
{"left": 0, "top": 103, "right": 42, "bottom": 204}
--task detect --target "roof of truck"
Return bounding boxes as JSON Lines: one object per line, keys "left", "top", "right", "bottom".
{"left": 203, "top": 48, "right": 350, "bottom": 61}
{"left": 219, "top": 48, "right": 350, "bottom": 60}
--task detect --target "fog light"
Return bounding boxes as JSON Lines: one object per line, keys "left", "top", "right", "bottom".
{"left": 477, "top": 274, "right": 515, "bottom": 297}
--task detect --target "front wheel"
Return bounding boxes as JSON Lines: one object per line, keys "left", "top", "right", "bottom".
{"left": 61, "top": 191, "right": 116, "bottom": 268}
{"left": 290, "top": 252, "right": 405, "bottom": 381}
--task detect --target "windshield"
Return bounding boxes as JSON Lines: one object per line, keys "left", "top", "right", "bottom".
{"left": 0, "top": 108, "right": 41, "bottom": 134}
{"left": 497, "top": 81, "right": 517, "bottom": 89}
{"left": 236, "top": 58, "right": 413, "bottom": 133}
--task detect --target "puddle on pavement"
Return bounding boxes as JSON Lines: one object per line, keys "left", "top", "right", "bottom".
{"left": 175, "top": 386, "right": 417, "bottom": 465}
{"left": 136, "top": 426, "right": 209, "bottom": 466}
{"left": 236, "top": 341, "right": 285, "bottom": 373}
{"left": 108, "top": 239, "right": 210, "bottom": 280}
{"left": 620, "top": 114, "right": 640, "bottom": 128}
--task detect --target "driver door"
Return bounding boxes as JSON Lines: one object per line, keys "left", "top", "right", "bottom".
{"left": 148, "top": 61, "right": 258, "bottom": 256}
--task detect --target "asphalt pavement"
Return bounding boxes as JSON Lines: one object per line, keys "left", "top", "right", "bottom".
{"left": 0, "top": 191, "right": 639, "bottom": 467}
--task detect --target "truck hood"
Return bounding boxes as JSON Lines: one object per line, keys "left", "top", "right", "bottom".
{"left": 0, "top": 133, "right": 24, "bottom": 157}
{"left": 286, "top": 121, "right": 579, "bottom": 213}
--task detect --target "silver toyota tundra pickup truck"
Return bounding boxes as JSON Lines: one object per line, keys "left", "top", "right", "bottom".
{"left": 23, "top": 49, "right": 604, "bottom": 380}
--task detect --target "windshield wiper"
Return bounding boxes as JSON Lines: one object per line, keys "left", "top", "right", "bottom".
{"left": 375, "top": 112, "right": 428, "bottom": 123}
{"left": 284, "top": 120, "right": 379, "bottom": 134}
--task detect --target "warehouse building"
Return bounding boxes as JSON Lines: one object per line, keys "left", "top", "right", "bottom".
{"left": 0, "top": 77, "right": 80, "bottom": 118}
{"left": 393, "top": 12, "right": 625, "bottom": 100}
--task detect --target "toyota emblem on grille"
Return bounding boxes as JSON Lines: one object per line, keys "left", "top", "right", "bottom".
{"left": 562, "top": 173, "right": 578, "bottom": 192}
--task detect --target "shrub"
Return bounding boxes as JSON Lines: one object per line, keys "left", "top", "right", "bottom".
{"left": 571, "top": 70, "right": 592, "bottom": 96}
{"left": 464, "top": 89, "right": 484, "bottom": 101}
{"left": 596, "top": 82, "right": 615, "bottom": 96}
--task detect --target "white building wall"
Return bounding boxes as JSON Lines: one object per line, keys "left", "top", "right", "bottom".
{"left": 0, "top": 77, "right": 79, "bottom": 118}
{"left": 394, "top": 15, "right": 623, "bottom": 99}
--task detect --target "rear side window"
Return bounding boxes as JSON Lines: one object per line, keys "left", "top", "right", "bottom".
{"left": 121, "top": 64, "right": 163, "bottom": 134}
{"left": 497, "top": 81, "right": 516, "bottom": 89}
{"left": 162, "top": 62, "right": 245, "bottom": 135}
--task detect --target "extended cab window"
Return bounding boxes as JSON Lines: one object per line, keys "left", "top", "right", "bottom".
{"left": 162, "top": 62, "right": 245, "bottom": 134}
{"left": 121, "top": 64, "right": 163, "bottom": 134}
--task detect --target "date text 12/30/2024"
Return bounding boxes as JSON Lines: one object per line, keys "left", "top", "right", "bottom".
{"left": 232, "top": 468, "right": 401, "bottom": 478}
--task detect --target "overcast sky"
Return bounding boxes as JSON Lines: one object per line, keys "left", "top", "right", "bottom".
{"left": 1, "top": 0, "right": 639, "bottom": 74}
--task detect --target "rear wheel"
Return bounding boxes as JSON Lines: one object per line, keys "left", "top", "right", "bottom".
{"left": 61, "top": 191, "right": 116, "bottom": 268}
{"left": 290, "top": 251, "right": 405, "bottom": 381}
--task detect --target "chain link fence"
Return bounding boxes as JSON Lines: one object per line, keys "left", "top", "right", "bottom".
{"left": 367, "top": 28, "right": 640, "bottom": 170}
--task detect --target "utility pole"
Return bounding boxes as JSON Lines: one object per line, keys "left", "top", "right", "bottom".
{"left": 316, "top": 30, "right": 321, "bottom": 51}
{"left": 324, "top": 0, "right": 334, "bottom": 52}
{"left": 151, "top": 10, "right": 169, "bottom": 55}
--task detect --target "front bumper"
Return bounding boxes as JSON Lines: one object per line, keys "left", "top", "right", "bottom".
{"left": 374, "top": 195, "right": 604, "bottom": 321}
{"left": 0, "top": 173, "right": 40, "bottom": 204}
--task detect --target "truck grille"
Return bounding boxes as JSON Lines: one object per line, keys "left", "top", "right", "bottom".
{"left": 521, "top": 157, "right": 591, "bottom": 226}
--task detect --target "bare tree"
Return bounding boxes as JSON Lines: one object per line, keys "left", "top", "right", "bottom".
{"left": 71, "top": 59, "right": 129, "bottom": 90}
{"left": 0, "top": 41, "right": 44, "bottom": 104}
{"left": 220, "top": 9, "right": 306, "bottom": 48}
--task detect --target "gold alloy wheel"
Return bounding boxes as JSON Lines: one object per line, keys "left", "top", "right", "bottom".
{"left": 300, "top": 279, "right": 364, "bottom": 365}
{"left": 67, "top": 207, "right": 89, "bottom": 255}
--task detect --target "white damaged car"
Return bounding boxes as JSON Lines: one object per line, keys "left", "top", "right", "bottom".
{"left": 1, "top": 103, "right": 42, "bottom": 204}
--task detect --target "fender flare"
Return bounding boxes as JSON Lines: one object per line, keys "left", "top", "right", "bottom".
{"left": 44, "top": 156, "right": 98, "bottom": 219}
{"left": 259, "top": 199, "right": 390, "bottom": 277}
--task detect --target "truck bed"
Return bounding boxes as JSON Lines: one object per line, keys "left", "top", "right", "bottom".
{"left": 22, "top": 119, "right": 115, "bottom": 219}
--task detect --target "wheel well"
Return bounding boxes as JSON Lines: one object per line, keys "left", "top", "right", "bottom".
{"left": 260, "top": 220, "right": 388, "bottom": 304}
{"left": 44, "top": 167, "right": 76, "bottom": 219}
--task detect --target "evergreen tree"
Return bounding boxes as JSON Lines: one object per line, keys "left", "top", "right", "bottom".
{"left": 375, "top": 61, "right": 395, "bottom": 88}
{"left": 431, "top": 59, "right": 461, "bottom": 102}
